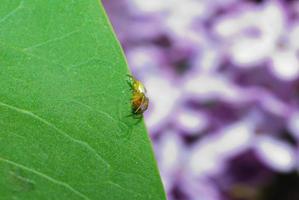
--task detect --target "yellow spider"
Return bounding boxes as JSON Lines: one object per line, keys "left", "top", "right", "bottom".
{"left": 127, "top": 75, "right": 149, "bottom": 115}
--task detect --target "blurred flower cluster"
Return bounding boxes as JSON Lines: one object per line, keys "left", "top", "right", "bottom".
{"left": 103, "top": 0, "right": 299, "bottom": 199}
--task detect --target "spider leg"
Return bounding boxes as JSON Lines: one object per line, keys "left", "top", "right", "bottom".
{"left": 127, "top": 80, "right": 133, "bottom": 88}
{"left": 134, "top": 95, "right": 145, "bottom": 113}
{"left": 133, "top": 115, "right": 143, "bottom": 125}
{"left": 126, "top": 74, "right": 134, "bottom": 79}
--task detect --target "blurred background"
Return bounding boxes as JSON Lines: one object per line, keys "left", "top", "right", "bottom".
{"left": 102, "top": 0, "right": 299, "bottom": 199}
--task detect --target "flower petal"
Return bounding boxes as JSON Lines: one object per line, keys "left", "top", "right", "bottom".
{"left": 254, "top": 135, "right": 297, "bottom": 172}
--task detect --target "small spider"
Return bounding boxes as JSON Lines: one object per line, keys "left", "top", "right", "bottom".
{"left": 127, "top": 75, "right": 149, "bottom": 116}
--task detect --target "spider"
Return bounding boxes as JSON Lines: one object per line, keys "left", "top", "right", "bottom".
{"left": 127, "top": 75, "right": 149, "bottom": 116}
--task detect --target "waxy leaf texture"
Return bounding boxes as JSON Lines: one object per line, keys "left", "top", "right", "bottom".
{"left": 0, "top": 0, "right": 166, "bottom": 199}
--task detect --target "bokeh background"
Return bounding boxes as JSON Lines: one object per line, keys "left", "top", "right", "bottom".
{"left": 102, "top": 0, "right": 299, "bottom": 199}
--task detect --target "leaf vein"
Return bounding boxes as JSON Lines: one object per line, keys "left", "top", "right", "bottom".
{"left": 0, "top": 0, "right": 24, "bottom": 25}
{"left": 0, "top": 0, "right": 24, "bottom": 24}
{"left": 71, "top": 100, "right": 130, "bottom": 134}
{"left": 0, "top": 156, "right": 90, "bottom": 200}
{"left": 0, "top": 101, "right": 111, "bottom": 169}
{"left": 0, "top": 40, "right": 66, "bottom": 69}
{"left": 106, "top": 181, "right": 143, "bottom": 197}
{"left": 24, "top": 29, "right": 81, "bottom": 50}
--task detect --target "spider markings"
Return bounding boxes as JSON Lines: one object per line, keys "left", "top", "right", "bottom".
{"left": 127, "top": 75, "right": 149, "bottom": 116}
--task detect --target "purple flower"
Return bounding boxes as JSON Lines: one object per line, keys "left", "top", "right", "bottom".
{"left": 103, "top": 0, "right": 299, "bottom": 199}
{"left": 253, "top": 135, "right": 297, "bottom": 172}
{"left": 213, "top": 1, "right": 299, "bottom": 81}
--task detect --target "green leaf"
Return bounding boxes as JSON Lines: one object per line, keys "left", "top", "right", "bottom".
{"left": 0, "top": 0, "right": 166, "bottom": 199}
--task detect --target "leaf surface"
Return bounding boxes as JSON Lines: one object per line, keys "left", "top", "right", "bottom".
{"left": 0, "top": 1, "right": 166, "bottom": 199}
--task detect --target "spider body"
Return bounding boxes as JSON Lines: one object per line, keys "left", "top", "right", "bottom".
{"left": 127, "top": 75, "right": 149, "bottom": 115}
